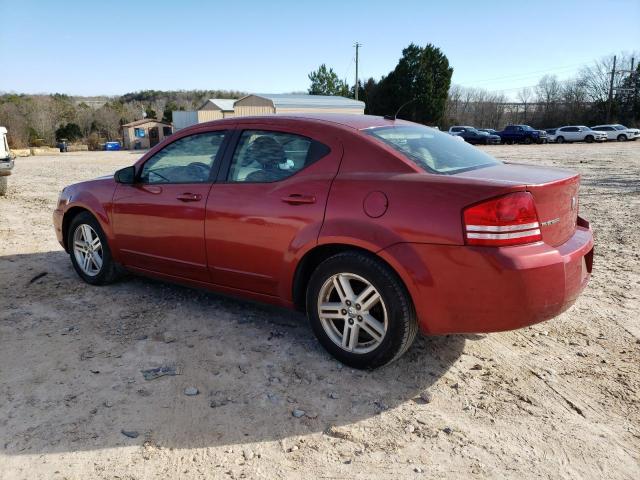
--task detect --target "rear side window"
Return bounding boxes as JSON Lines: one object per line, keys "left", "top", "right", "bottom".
{"left": 228, "top": 130, "right": 330, "bottom": 183}
{"left": 140, "top": 131, "right": 226, "bottom": 184}
{"left": 365, "top": 125, "right": 501, "bottom": 175}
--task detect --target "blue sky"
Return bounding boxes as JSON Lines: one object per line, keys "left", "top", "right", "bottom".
{"left": 1, "top": 0, "right": 639, "bottom": 97}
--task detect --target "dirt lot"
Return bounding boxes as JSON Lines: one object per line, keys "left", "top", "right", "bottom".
{"left": 0, "top": 143, "right": 638, "bottom": 479}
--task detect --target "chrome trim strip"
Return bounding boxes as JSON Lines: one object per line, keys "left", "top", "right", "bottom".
{"left": 466, "top": 222, "right": 539, "bottom": 232}
{"left": 467, "top": 229, "right": 541, "bottom": 240}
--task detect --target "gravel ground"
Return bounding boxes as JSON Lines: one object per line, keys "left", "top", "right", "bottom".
{"left": 0, "top": 143, "right": 638, "bottom": 479}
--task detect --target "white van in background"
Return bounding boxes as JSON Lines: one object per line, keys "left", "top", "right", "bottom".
{"left": 0, "top": 126, "right": 14, "bottom": 195}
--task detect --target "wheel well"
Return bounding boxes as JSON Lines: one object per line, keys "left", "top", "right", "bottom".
{"left": 61, "top": 207, "right": 91, "bottom": 251}
{"left": 292, "top": 243, "right": 406, "bottom": 312}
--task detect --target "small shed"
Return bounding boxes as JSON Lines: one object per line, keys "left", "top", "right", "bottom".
{"left": 121, "top": 119, "right": 173, "bottom": 149}
{"left": 234, "top": 94, "right": 365, "bottom": 116}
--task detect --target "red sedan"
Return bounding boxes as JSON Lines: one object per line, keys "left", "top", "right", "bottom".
{"left": 53, "top": 115, "right": 593, "bottom": 368}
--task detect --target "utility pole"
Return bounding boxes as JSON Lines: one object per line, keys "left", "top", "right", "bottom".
{"left": 607, "top": 55, "right": 617, "bottom": 123}
{"left": 354, "top": 42, "right": 362, "bottom": 100}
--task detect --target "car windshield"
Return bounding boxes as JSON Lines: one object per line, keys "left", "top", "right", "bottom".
{"left": 613, "top": 125, "right": 627, "bottom": 130}
{"left": 522, "top": 125, "right": 535, "bottom": 131}
{"left": 365, "top": 125, "right": 501, "bottom": 175}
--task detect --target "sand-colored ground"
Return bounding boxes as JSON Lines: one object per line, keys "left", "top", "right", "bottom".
{"left": 0, "top": 143, "right": 638, "bottom": 479}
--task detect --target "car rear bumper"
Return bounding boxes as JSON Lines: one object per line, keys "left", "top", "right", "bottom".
{"left": 0, "top": 158, "right": 14, "bottom": 176}
{"left": 382, "top": 217, "right": 594, "bottom": 335}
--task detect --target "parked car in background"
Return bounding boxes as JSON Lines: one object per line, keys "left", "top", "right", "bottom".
{"left": 104, "top": 141, "right": 122, "bottom": 151}
{"left": 545, "top": 129, "right": 558, "bottom": 143}
{"left": 478, "top": 128, "right": 499, "bottom": 135}
{"left": 53, "top": 114, "right": 594, "bottom": 369}
{"left": 497, "top": 125, "right": 547, "bottom": 144}
{"left": 0, "top": 126, "right": 14, "bottom": 196}
{"left": 554, "top": 126, "right": 607, "bottom": 144}
{"left": 590, "top": 124, "right": 640, "bottom": 141}
{"left": 448, "top": 126, "right": 500, "bottom": 145}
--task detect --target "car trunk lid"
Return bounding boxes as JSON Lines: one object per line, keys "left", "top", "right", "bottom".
{"left": 454, "top": 163, "right": 580, "bottom": 247}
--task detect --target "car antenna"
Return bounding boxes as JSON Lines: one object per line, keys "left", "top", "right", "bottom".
{"left": 384, "top": 98, "right": 418, "bottom": 120}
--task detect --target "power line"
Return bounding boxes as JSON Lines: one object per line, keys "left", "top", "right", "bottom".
{"left": 465, "top": 61, "right": 592, "bottom": 86}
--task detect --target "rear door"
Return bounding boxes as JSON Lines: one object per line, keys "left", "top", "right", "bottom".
{"left": 112, "top": 130, "right": 229, "bottom": 281}
{"left": 205, "top": 125, "right": 342, "bottom": 296}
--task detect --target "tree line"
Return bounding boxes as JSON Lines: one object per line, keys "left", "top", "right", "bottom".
{"left": 309, "top": 43, "right": 453, "bottom": 126}
{"left": 309, "top": 48, "right": 639, "bottom": 129}
{"left": 2, "top": 47, "right": 638, "bottom": 149}
{"left": 0, "top": 90, "right": 245, "bottom": 148}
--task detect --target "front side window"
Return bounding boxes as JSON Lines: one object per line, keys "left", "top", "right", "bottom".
{"left": 365, "top": 125, "right": 501, "bottom": 175}
{"left": 140, "top": 131, "right": 226, "bottom": 184}
{"left": 228, "top": 130, "right": 329, "bottom": 183}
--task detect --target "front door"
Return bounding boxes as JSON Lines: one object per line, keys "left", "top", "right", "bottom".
{"left": 112, "top": 130, "right": 228, "bottom": 281}
{"left": 149, "top": 127, "right": 160, "bottom": 148}
{"left": 205, "top": 127, "right": 342, "bottom": 296}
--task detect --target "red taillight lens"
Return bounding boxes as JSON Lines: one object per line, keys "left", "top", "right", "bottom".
{"left": 463, "top": 192, "right": 542, "bottom": 246}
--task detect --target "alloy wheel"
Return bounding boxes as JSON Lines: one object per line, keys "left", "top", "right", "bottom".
{"left": 317, "top": 273, "right": 388, "bottom": 354}
{"left": 73, "top": 224, "right": 103, "bottom": 276}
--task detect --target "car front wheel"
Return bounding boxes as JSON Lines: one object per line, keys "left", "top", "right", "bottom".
{"left": 306, "top": 251, "right": 418, "bottom": 369}
{"left": 68, "top": 211, "right": 119, "bottom": 285}
{"left": 585, "top": 135, "right": 594, "bottom": 143}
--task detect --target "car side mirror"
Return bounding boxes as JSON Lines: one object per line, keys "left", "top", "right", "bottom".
{"left": 114, "top": 166, "right": 136, "bottom": 184}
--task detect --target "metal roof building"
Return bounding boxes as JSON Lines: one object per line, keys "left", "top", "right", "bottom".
{"left": 172, "top": 94, "right": 366, "bottom": 130}
{"left": 199, "top": 98, "right": 236, "bottom": 112}
{"left": 173, "top": 98, "right": 237, "bottom": 130}
{"left": 234, "top": 94, "right": 365, "bottom": 116}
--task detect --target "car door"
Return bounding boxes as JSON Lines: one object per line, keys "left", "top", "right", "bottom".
{"left": 600, "top": 126, "right": 614, "bottom": 140}
{"left": 205, "top": 125, "right": 342, "bottom": 297}
{"left": 111, "top": 130, "right": 229, "bottom": 282}
{"left": 567, "top": 127, "right": 581, "bottom": 141}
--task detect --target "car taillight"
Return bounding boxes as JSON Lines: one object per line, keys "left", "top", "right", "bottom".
{"left": 463, "top": 192, "right": 542, "bottom": 246}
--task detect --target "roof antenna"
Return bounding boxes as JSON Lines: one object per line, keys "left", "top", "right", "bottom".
{"left": 384, "top": 97, "right": 418, "bottom": 120}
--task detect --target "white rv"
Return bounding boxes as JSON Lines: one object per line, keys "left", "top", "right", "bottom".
{"left": 0, "top": 126, "right": 14, "bottom": 195}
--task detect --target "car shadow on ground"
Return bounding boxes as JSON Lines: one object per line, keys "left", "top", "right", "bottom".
{"left": 0, "top": 250, "right": 466, "bottom": 455}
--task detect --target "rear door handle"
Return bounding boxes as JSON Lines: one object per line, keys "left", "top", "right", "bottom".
{"left": 176, "top": 193, "right": 202, "bottom": 202}
{"left": 281, "top": 194, "right": 316, "bottom": 205}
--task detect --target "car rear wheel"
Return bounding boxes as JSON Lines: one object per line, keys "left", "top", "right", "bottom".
{"left": 306, "top": 251, "right": 418, "bottom": 369}
{"left": 68, "top": 211, "right": 119, "bottom": 285}
{"left": 556, "top": 136, "right": 565, "bottom": 144}
{"left": 617, "top": 134, "right": 627, "bottom": 142}
{"left": 0, "top": 177, "right": 7, "bottom": 196}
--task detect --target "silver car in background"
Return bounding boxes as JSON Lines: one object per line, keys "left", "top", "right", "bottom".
{"left": 553, "top": 126, "right": 607, "bottom": 143}
{"left": 591, "top": 124, "right": 639, "bottom": 141}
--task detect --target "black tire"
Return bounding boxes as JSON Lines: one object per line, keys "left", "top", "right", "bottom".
{"left": 306, "top": 251, "right": 418, "bottom": 369}
{"left": 617, "top": 134, "right": 627, "bottom": 142}
{"left": 67, "top": 211, "right": 120, "bottom": 285}
{"left": 0, "top": 176, "right": 7, "bottom": 196}
{"left": 505, "top": 139, "right": 513, "bottom": 145}
{"left": 556, "top": 136, "right": 565, "bottom": 144}
{"left": 523, "top": 137, "right": 532, "bottom": 145}
{"left": 585, "top": 135, "right": 594, "bottom": 143}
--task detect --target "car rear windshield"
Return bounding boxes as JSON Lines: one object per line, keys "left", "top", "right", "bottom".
{"left": 364, "top": 125, "right": 501, "bottom": 174}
